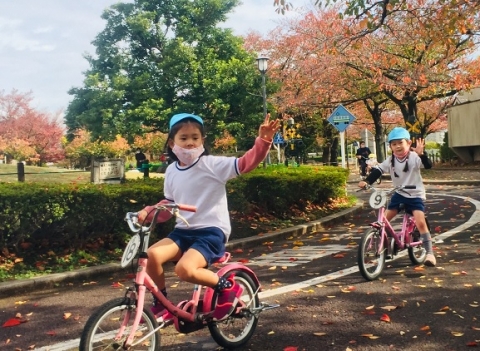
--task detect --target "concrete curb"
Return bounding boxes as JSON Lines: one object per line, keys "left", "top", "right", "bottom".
{"left": 0, "top": 202, "right": 365, "bottom": 297}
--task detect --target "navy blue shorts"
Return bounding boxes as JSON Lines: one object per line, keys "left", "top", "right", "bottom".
{"left": 167, "top": 227, "right": 226, "bottom": 266}
{"left": 388, "top": 192, "right": 425, "bottom": 213}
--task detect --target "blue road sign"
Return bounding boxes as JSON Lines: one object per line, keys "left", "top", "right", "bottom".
{"left": 327, "top": 104, "right": 356, "bottom": 132}
{"left": 273, "top": 132, "right": 285, "bottom": 145}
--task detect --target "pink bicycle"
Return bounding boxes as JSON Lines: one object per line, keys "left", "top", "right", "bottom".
{"left": 357, "top": 185, "right": 430, "bottom": 281}
{"left": 79, "top": 203, "right": 278, "bottom": 350}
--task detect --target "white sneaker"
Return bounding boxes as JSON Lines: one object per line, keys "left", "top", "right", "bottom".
{"left": 424, "top": 253, "right": 436, "bottom": 267}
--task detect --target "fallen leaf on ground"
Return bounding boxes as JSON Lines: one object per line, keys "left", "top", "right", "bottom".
{"left": 380, "top": 306, "right": 397, "bottom": 311}
{"left": 2, "top": 318, "right": 22, "bottom": 328}
{"left": 380, "top": 314, "right": 391, "bottom": 322}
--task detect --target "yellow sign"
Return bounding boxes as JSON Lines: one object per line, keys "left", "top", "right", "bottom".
{"left": 406, "top": 121, "right": 420, "bottom": 134}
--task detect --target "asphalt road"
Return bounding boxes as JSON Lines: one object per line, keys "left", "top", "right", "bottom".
{"left": 1, "top": 182, "right": 480, "bottom": 351}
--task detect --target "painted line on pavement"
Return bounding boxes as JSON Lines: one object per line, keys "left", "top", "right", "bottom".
{"left": 259, "top": 193, "right": 480, "bottom": 299}
{"left": 34, "top": 194, "right": 480, "bottom": 351}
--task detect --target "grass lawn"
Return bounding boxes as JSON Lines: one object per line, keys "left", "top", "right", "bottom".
{"left": 0, "top": 164, "right": 90, "bottom": 183}
{"left": 0, "top": 164, "right": 165, "bottom": 183}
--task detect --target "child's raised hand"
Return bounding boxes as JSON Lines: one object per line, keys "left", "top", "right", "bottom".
{"left": 411, "top": 138, "right": 425, "bottom": 155}
{"left": 258, "top": 113, "right": 280, "bottom": 141}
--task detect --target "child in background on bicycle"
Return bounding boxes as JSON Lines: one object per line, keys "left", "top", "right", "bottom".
{"left": 356, "top": 141, "right": 372, "bottom": 178}
{"left": 138, "top": 112, "right": 280, "bottom": 321}
{"left": 358, "top": 127, "right": 436, "bottom": 266}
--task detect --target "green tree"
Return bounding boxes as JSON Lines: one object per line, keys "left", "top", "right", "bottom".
{"left": 65, "top": 0, "right": 265, "bottom": 149}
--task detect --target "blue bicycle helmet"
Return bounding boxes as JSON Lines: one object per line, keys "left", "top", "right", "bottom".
{"left": 387, "top": 127, "right": 410, "bottom": 143}
{"left": 169, "top": 113, "right": 203, "bottom": 129}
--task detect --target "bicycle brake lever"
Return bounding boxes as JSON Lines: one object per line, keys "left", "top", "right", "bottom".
{"left": 173, "top": 208, "right": 190, "bottom": 227}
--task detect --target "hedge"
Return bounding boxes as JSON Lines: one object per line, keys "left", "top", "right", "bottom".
{"left": 0, "top": 166, "right": 348, "bottom": 253}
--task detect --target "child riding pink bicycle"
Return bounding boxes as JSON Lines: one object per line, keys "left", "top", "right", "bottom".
{"left": 79, "top": 112, "right": 281, "bottom": 350}
{"left": 137, "top": 112, "right": 280, "bottom": 321}
{"left": 358, "top": 127, "right": 436, "bottom": 267}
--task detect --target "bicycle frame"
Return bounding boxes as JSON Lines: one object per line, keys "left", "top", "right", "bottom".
{"left": 372, "top": 202, "right": 423, "bottom": 257}
{"left": 119, "top": 207, "right": 262, "bottom": 349}
{"left": 81, "top": 204, "right": 279, "bottom": 351}
{"left": 357, "top": 184, "right": 429, "bottom": 281}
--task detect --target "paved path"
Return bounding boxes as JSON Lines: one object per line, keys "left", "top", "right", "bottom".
{"left": 1, "top": 181, "right": 480, "bottom": 350}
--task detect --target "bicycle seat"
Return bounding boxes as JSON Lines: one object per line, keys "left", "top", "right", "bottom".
{"left": 398, "top": 203, "right": 413, "bottom": 215}
{"left": 214, "top": 252, "right": 231, "bottom": 264}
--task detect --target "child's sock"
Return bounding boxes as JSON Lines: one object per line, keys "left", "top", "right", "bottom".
{"left": 421, "top": 233, "right": 433, "bottom": 254}
{"left": 214, "top": 276, "right": 232, "bottom": 292}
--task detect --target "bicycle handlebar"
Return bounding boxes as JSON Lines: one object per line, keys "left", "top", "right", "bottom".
{"left": 124, "top": 203, "right": 197, "bottom": 233}
{"left": 176, "top": 204, "right": 197, "bottom": 212}
{"left": 358, "top": 184, "right": 416, "bottom": 193}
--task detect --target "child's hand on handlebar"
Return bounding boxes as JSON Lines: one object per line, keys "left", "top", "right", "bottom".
{"left": 138, "top": 200, "right": 174, "bottom": 225}
{"left": 138, "top": 209, "right": 149, "bottom": 223}
{"left": 358, "top": 181, "right": 368, "bottom": 189}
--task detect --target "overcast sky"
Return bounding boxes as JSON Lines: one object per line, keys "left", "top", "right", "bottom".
{"left": 0, "top": 1, "right": 305, "bottom": 115}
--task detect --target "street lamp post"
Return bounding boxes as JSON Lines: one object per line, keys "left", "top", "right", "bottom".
{"left": 256, "top": 54, "right": 269, "bottom": 121}
{"left": 256, "top": 54, "right": 269, "bottom": 167}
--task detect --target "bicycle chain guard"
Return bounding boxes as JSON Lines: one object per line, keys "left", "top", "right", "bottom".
{"left": 173, "top": 300, "right": 205, "bottom": 334}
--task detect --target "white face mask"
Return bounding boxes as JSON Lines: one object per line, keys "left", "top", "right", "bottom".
{"left": 172, "top": 144, "right": 204, "bottom": 166}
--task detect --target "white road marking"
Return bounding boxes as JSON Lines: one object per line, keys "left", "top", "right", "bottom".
{"left": 248, "top": 244, "right": 350, "bottom": 266}
{"left": 259, "top": 193, "right": 480, "bottom": 299}
{"left": 33, "top": 194, "right": 480, "bottom": 351}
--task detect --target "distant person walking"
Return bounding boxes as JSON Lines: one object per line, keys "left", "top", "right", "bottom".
{"left": 356, "top": 141, "right": 371, "bottom": 178}
{"left": 135, "top": 148, "right": 147, "bottom": 169}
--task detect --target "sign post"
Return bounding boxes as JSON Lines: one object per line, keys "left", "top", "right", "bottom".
{"left": 272, "top": 132, "right": 285, "bottom": 164}
{"left": 327, "top": 104, "right": 356, "bottom": 168}
{"left": 91, "top": 158, "right": 125, "bottom": 184}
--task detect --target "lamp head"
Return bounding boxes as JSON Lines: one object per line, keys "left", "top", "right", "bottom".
{"left": 256, "top": 55, "right": 269, "bottom": 73}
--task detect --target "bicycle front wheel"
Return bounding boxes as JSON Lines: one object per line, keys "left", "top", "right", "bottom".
{"left": 408, "top": 218, "right": 429, "bottom": 265}
{"left": 208, "top": 270, "right": 260, "bottom": 349}
{"left": 79, "top": 297, "right": 160, "bottom": 351}
{"left": 358, "top": 228, "right": 386, "bottom": 281}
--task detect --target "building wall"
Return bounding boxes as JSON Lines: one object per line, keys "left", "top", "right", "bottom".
{"left": 447, "top": 93, "right": 480, "bottom": 162}
{"left": 448, "top": 101, "right": 480, "bottom": 147}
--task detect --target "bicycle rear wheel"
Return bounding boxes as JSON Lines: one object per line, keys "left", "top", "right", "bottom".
{"left": 358, "top": 228, "right": 386, "bottom": 281}
{"left": 79, "top": 297, "right": 160, "bottom": 351}
{"left": 208, "top": 270, "right": 260, "bottom": 349}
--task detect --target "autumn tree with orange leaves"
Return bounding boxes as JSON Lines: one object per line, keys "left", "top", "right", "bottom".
{"left": 343, "top": 0, "right": 480, "bottom": 125}
{"left": 276, "top": 0, "right": 480, "bottom": 39}
{"left": 0, "top": 90, "right": 65, "bottom": 165}
{"left": 249, "top": 1, "right": 480, "bottom": 161}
